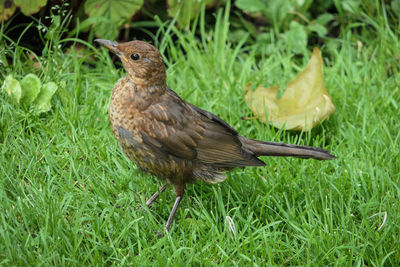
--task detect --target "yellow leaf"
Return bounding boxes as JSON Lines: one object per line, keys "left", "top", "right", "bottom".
{"left": 244, "top": 48, "right": 335, "bottom": 131}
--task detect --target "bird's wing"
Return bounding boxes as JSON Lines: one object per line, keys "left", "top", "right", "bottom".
{"left": 137, "top": 91, "right": 202, "bottom": 160}
{"left": 188, "top": 104, "right": 264, "bottom": 167}
{"left": 138, "top": 89, "right": 264, "bottom": 167}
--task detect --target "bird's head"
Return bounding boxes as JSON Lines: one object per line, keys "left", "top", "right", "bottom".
{"left": 95, "top": 39, "right": 166, "bottom": 87}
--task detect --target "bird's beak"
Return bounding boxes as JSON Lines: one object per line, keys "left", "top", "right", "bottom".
{"left": 95, "top": 39, "right": 120, "bottom": 56}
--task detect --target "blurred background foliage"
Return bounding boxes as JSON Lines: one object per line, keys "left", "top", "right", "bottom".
{"left": 1, "top": 0, "right": 399, "bottom": 58}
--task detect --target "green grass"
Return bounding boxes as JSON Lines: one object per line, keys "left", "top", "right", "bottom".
{"left": 1, "top": 5, "right": 400, "bottom": 266}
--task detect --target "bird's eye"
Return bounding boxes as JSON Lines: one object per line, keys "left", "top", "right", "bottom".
{"left": 130, "top": 53, "right": 140, "bottom": 60}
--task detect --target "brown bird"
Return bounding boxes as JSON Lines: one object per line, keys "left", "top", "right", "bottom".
{"left": 95, "top": 39, "right": 336, "bottom": 232}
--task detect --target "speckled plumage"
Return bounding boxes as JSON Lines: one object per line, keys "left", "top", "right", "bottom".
{"left": 96, "top": 39, "right": 336, "bottom": 232}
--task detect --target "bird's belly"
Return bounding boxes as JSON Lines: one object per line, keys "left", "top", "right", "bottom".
{"left": 119, "top": 142, "right": 165, "bottom": 175}
{"left": 119, "top": 141, "right": 194, "bottom": 184}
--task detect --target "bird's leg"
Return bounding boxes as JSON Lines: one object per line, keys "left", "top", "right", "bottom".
{"left": 164, "top": 184, "right": 186, "bottom": 232}
{"left": 146, "top": 183, "right": 168, "bottom": 208}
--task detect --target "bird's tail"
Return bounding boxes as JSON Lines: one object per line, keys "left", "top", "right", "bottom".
{"left": 241, "top": 137, "right": 336, "bottom": 160}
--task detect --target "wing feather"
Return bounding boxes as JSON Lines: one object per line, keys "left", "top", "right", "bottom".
{"left": 137, "top": 88, "right": 264, "bottom": 167}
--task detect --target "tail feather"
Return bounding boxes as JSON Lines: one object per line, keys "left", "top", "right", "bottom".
{"left": 241, "top": 138, "right": 336, "bottom": 160}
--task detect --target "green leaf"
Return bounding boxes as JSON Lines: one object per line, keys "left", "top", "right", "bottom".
{"left": 2, "top": 75, "right": 21, "bottom": 103}
{"left": 235, "top": 0, "right": 266, "bottom": 13}
{"left": 20, "top": 73, "right": 41, "bottom": 107}
{"left": 84, "top": 0, "right": 143, "bottom": 39}
{"left": 308, "top": 24, "right": 328, "bottom": 37}
{"left": 236, "top": 0, "right": 292, "bottom": 33}
{"left": 294, "top": 0, "right": 313, "bottom": 12}
{"left": 14, "top": 0, "right": 47, "bottom": 15}
{"left": 263, "top": 0, "right": 291, "bottom": 26}
{"left": 0, "top": 0, "right": 16, "bottom": 21}
{"left": 167, "top": 0, "right": 204, "bottom": 28}
{"left": 281, "top": 21, "right": 308, "bottom": 54}
{"left": 340, "top": 0, "right": 361, "bottom": 15}
{"left": 316, "top": 13, "right": 334, "bottom": 26}
{"left": 34, "top": 82, "right": 58, "bottom": 114}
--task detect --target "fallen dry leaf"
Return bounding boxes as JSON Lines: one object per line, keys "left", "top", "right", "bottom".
{"left": 244, "top": 47, "right": 335, "bottom": 131}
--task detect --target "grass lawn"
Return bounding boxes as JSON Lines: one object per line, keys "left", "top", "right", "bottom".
{"left": 1, "top": 6, "right": 399, "bottom": 266}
